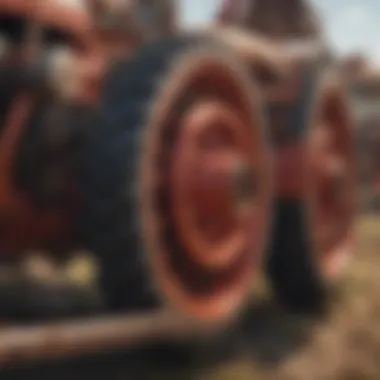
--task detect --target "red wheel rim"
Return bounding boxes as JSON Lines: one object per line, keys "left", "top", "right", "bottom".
{"left": 308, "top": 76, "right": 357, "bottom": 279}
{"left": 140, "top": 53, "right": 272, "bottom": 322}
{"left": 171, "top": 101, "right": 258, "bottom": 269}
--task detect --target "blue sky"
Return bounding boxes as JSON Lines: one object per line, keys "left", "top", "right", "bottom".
{"left": 178, "top": 0, "right": 380, "bottom": 64}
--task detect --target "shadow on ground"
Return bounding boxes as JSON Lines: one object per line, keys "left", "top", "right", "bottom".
{"left": 2, "top": 215, "right": 379, "bottom": 380}
{"left": 0, "top": 297, "right": 322, "bottom": 380}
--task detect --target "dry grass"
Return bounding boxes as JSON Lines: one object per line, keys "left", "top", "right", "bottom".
{"left": 211, "top": 215, "right": 380, "bottom": 380}
{"left": 150, "top": 215, "right": 380, "bottom": 380}
{"left": 3, "top": 215, "right": 379, "bottom": 380}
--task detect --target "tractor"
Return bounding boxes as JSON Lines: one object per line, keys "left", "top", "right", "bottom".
{"left": 0, "top": 0, "right": 357, "bottom": 360}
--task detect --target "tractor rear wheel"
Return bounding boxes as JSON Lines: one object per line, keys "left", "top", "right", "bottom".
{"left": 267, "top": 67, "right": 357, "bottom": 312}
{"left": 79, "top": 36, "right": 272, "bottom": 325}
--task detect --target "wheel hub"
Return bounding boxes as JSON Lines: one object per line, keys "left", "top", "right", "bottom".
{"left": 171, "top": 100, "right": 259, "bottom": 269}
{"left": 186, "top": 153, "right": 255, "bottom": 222}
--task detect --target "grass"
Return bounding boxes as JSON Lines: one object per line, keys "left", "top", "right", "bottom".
{"left": 3, "top": 215, "right": 379, "bottom": 380}
{"left": 149, "top": 214, "right": 380, "bottom": 380}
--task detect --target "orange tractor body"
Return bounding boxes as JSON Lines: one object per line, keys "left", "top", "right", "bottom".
{"left": 0, "top": 1, "right": 182, "bottom": 254}
{"left": 0, "top": 0, "right": 94, "bottom": 254}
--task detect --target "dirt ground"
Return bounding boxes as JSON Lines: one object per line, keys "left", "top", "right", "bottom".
{"left": 143, "top": 213, "right": 380, "bottom": 380}
{"left": 191, "top": 214, "right": 380, "bottom": 380}
{"left": 2, "top": 214, "right": 380, "bottom": 380}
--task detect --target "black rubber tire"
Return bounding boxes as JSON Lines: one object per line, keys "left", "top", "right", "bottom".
{"left": 78, "top": 40, "right": 179, "bottom": 312}
{"left": 266, "top": 64, "right": 333, "bottom": 314}
{"left": 267, "top": 200, "right": 326, "bottom": 313}
{"left": 78, "top": 35, "right": 263, "bottom": 314}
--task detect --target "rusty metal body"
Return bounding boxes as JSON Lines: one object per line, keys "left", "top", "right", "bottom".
{"left": 0, "top": 1, "right": 178, "bottom": 255}
{"left": 0, "top": 0, "right": 358, "bottom": 365}
{"left": 0, "top": 0, "right": 98, "bottom": 254}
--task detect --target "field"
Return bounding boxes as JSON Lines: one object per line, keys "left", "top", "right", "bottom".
{"left": 190, "top": 214, "right": 380, "bottom": 380}
{"left": 2, "top": 214, "right": 379, "bottom": 380}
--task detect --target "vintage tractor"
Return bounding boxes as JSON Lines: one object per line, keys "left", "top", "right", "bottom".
{"left": 0, "top": 0, "right": 273, "bottom": 324}
{"left": 0, "top": 0, "right": 357, "bottom": 363}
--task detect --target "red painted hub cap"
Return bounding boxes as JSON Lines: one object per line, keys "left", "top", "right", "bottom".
{"left": 171, "top": 101, "right": 258, "bottom": 269}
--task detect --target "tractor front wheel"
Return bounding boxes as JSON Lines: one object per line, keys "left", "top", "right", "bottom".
{"left": 79, "top": 36, "right": 272, "bottom": 325}
{"left": 268, "top": 68, "right": 357, "bottom": 312}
